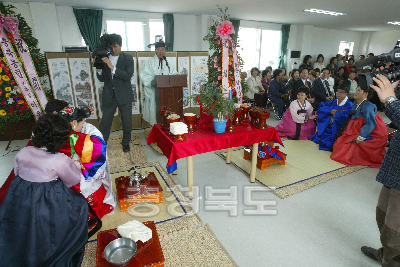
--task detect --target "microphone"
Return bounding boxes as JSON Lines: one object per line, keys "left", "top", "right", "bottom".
{"left": 163, "top": 56, "right": 170, "bottom": 72}
{"left": 355, "top": 47, "right": 400, "bottom": 69}
{"left": 354, "top": 56, "right": 379, "bottom": 69}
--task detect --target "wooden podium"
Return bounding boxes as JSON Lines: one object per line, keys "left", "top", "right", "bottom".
{"left": 155, "top": 74, "right": 187, "bottom": 123}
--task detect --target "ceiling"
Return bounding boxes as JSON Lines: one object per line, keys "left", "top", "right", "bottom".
{"left": 7, "top": 0, "right": 400, "bottom": 32}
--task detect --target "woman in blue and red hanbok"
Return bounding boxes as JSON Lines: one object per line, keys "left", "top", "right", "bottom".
{"left": 275, "top": 86, "right": 317, "bottom": 140}
{"left": 331, "top": 77, "right": 387, "bottom": 168}
{"left": 0, "top": 114, "right": 88, "bottom": 266}
{"left": 59, "top": 107, "right": 116, "bottom": 219}
{"left": 310, "top": 80, "right": 353, "bottom": 151}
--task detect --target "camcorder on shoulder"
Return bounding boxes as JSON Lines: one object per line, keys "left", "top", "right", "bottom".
{"left": 92, "top": 34, "right": 112, "bottom": 69}
{"left": 357, "top": 40, "right": 400, "bottom": 87}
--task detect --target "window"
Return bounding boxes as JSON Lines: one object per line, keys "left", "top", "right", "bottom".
{"left": 106, "top": 19, "right": 164, "bottom": 51}
{"left": 149, "top": 21, "right": 164, "bottom": 44}
{"left": 338, "top": 41, "right": 354, "bottom": 55}
{"left": 260, "top": 30, "right": 281, "bottom": 70}
{"left": 238, "top": 27, "right": 281, "bottom": 73}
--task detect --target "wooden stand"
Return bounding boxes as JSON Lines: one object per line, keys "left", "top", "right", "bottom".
{"left": 155, "top": 74, "right": 187, "bottom": 123}
{"left": 243, "top": 147, "right": 286, "bottom": 170}
{"left": 115, "top": 172, "right": 163, "bottom": 212}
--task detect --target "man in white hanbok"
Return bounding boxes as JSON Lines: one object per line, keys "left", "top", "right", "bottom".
{"left": 140, "top": 41, "right": 178, "bottom": 125}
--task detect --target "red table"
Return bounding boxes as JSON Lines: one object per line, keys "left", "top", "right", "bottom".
{"left": 146, "top": 122, "right": 282, "bottom": 198}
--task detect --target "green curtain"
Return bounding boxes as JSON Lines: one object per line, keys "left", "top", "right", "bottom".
{"left": 278, "top": 24, "right": 291, "bottom": 68}
{"left": 73, "top": 8, "right": 103, "bottom": 51}
{"left": 231, "top": 19, "right": 240, "bottom": 44}
{"left": 163, "top": 14, "right": 174, "bottom": 51}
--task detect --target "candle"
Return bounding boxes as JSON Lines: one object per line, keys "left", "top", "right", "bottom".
{"left": 229, "top": 89, "right": 232, "bottom": 100}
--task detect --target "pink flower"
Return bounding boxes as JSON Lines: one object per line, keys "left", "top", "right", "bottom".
{"left": 216, "top": 40, "right": 220, "bottom": 45}
{"left": 19, "top": 109, "right": 24, "bottom": 113}
{"left": 215, "top": 81, "right": 218, "bottom": 84}
{"left": 216, "top": 20, "right": 235, "bottom": 40}
{"left": 13, "top": 86, "right": 18, "bottom": 89}
{"left": 218, "top": 76, "right": 222, "bottom": 80}
{"left": 215, "top": 35, "right": 219, "bottom": 39}
{"left": 214, "top": 63, "right": 218, "bottom": 68}
{"left": 214, "top": 57, "right": 218, "bottom": 62}
{"left": 1, "top": 100, "right": 5, "bottom": 105}
{"left": 218, "top": 67, "right": 221, "bottom": 71}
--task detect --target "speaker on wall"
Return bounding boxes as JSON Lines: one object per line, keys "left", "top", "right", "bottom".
{"left": 290, "top": 50, "right": 301, "bottom": 59}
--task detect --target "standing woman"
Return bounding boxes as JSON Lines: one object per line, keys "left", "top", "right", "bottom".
{"left": 299, "top": 55, "right": 313, "bottom": 72}
{"left": 313, "top": 54, "right": 325, "bottom": 70}
{"left": 331, "top": 75, "right": 387, "bottom": 167}
{"left": 0, "top": 114, "right": 88, "bottom": 266}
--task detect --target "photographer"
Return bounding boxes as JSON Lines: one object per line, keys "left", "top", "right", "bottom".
{"left": 361, "top": 75, "right": 400, "bottom": 266}
{"left": 96, "top": 33, "right": 134, "bottom": 153}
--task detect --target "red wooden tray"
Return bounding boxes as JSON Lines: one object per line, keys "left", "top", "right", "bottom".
{"left": 96, "top": 221, "right": 165, "bottom": 267}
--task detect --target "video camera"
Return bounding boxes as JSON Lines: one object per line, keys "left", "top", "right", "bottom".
{"left": 92, "top": 34, "right": 111, "bottom": 69}
{"left": 356, "top": 40, "right": 400, "bottom": 87}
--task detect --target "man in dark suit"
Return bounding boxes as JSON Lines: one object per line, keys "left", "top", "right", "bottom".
{"left": 292, "top": 67, "right": 315, "bottom": 104}
{"left": 311, "top": 68, "right": 334, "bottom": 110}
{"left": 96, "top": 34, "right": 134, "bottom": 152}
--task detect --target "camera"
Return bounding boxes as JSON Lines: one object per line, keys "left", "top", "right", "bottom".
{"left": 92, "top": 34, "right": 111, "bottom": 69}
{"left": 357, "top": 40, "right": 400, "bottom": 87}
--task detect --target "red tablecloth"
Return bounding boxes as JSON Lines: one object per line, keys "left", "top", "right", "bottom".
{"left": 146, "top": 122, "right": 282, "bottom": 166}
{"left": 0, "top": 140, "right": 33, "bottom": 205}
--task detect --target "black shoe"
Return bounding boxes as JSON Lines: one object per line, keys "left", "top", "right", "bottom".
{"left": 123, "top": 144, "right": 130, "bottom": 153}
{"left": 361, "top": 246, "right": 379, "bottom": 262}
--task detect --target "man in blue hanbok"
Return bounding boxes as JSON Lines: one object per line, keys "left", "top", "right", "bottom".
{"left": 310, "top": 80, "right": 353, "bottom": 151}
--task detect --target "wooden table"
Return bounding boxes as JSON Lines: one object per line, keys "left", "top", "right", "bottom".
{"left": 146, "top": 122, "right": 282, "bottom": 198}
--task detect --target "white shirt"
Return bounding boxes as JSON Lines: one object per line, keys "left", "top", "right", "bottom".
{"left": 327, "top": 77, "right": 335, "bottom": 94}
{"left": 109, "top": 54, "right": 119, "bottom": 77}
{"left": 313, "top": 62, "right": 325, "bottom": 70}
{"left": 348, "top": 79, "right": 357, "bottom": 96}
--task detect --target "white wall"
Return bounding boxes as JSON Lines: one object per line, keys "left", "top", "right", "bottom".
{"left": 29, "top": 2, "right": 63, "bottom": 52}
{"left": 295, "top": 25, "right": 362, "bottom": 63}
{"left": 56, "top": 6, "right": 83, "bottom": 48}
{"left": 368, "top": 30, "right": 400, "bottom": 55}
{"left": 174, "top": 14, "right": 200, "bottom": 51}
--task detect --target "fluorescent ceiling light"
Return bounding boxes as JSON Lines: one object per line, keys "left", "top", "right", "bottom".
{"left": 388, "top": 21, "right": 400, "bottom": 25}
{"left": 304, "top": 9, "right": 346, "bottom": 16}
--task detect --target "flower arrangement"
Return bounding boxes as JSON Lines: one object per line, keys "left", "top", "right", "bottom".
{"left": 203, "top": 7, "right": 248, "bottom": 101}
{"left": 0, "top": 4, "right": 50, "bottom": 130}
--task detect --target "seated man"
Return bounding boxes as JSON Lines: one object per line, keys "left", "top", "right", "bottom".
{"left": 312, "top": 68, "right": 334, "bottom": 110}
{"left": 268, "top": 68, "right": 289, "bottom": 120}
{"left": 291, "top": 67, "right": 314, "bottom": 105}
{"left": 310, "top": 80, "right": 353, "bottom": 151}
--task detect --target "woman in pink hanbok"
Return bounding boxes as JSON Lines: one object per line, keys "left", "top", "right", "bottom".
{"left": 275, "top": 86, "right": 317, "bottom": 139}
